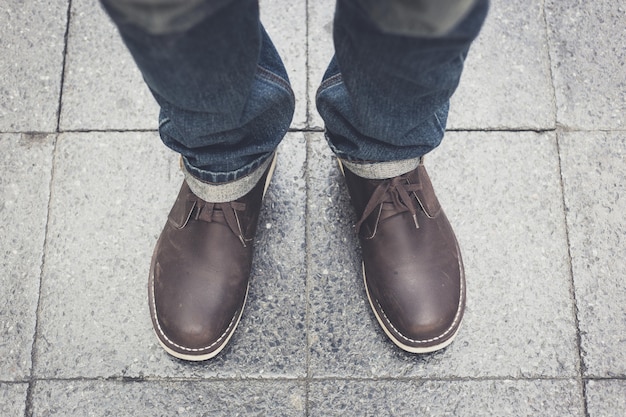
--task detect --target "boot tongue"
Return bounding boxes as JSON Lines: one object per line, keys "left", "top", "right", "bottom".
{"left": 193, "top": 200, "right": 248, "bottom": 246}
{"left": 356, "top": 176, "right": 422, "bottom": 236}
{"left": 378, "top": 178, "right": 421, "bottom": 225}
{"left": 166, "top": 181, "right": 248, "bottom": 246}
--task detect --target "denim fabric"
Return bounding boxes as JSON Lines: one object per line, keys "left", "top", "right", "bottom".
{"left": 102, "top": 0, "right": 234, "bottom": 34}
{"left": 353, "top": 0, "right": 478, "bottom": 36}
{"left": 102, "top": 0, "right": 294, "bottom": 183}
{"left": 317, "top": 0, "right": 489, "bottom": 163}
{"left": 102, "top": 0, "right": 487, "bottom": 184}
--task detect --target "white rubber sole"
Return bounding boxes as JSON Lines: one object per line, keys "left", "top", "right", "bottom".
{"left": 154, "top": 287, "right": 249, "bottom": 361}
{"left": 362, "top": 263, "right": 461, "bottom": 354}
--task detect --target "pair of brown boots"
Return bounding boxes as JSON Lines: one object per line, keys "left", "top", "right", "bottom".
{"left": 149, "top": 155, "right": 464, "bottom": 360}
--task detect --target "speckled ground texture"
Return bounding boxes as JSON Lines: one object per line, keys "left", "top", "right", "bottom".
{"left": 1, "top": 0, "right": 624, "bottom": 416}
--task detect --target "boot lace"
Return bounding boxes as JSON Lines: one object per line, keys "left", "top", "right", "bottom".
{"left": 355, "top": 175, "right": 422, "bottom": 235}
{"left": 189, "top": 196, "right": 249, "bottom": 246}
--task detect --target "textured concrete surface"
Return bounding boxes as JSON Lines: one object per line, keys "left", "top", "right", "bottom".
{"left": 261, "top": 0, "right": 308, "bottom": 128}
{"left": 0, "top": 0, "right": 67, "bottom": 131}
{"left": 559, "top": 131, "right": 626, "bottom": 378}
{"left": 0, "top": 384, "right": 28, "bottom": 416}
{"left": 35, "top": 132, "right": 307, "bottom": 379}
{"left": 307, "top": 132, "right": 579, "bottom": 379}
{"left": 31, "top": 380, "right": 306, "bottom": 416}
{"left": 1, "top": 0, "right": 624, "bottom": 416}
{"left": 586, "top": 380, "right": 626, "bottom": 417}
{"left": 0, "top": 134, "right": 54, "bottom": 380}
{"left": 60, "top": 0, "right": 306, "bottom": 131}
{"left": 59, "top": 0, "right": 159, "bottom": 131}
{"left": 307, "top": 0, "right": 335, "bottom": 129}
{"left": 448, "top": 0, "right": 556, "bottom": 129}
{"left": 309, "top": 380, "right": 583, "bottom": 416}
{"left": 545, "top": 0, "right": 625, "bottom": 129}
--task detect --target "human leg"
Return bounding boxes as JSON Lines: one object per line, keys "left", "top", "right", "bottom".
{"left": 101, "top": 0, "right": 294, "bottom": 359}
{"left": 317, "top": 0, "right": 488, "bottom": 167}
{"left": 101, "top": 0, "right": 294, "bottom": 188}
{"left": 317, "top": 0, "right": 488, "bottom": 352}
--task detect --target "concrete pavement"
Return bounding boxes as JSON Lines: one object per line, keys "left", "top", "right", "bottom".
{"left": 1, "top": 0, "right": 625, "bottom": 415}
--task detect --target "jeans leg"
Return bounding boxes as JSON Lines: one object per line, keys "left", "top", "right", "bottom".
{"left": 101, "top": 0, "right": 295, "bottom": 184}
{"left": 316, "top": 0, "right": 488, "bottom": 164}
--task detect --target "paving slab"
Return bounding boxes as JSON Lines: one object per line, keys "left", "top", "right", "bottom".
{"left": 309, "top": 379, "right": 583, "bottom": 417}
{"left": 448, "top": 0, "right": 555, "bottom": 130}
{"left": 545, "top": 0, "right": 626, "bottom": 129}
{"left": 0, "top": 383, "right": 27, "bottom": 416}
{"left": 60, "top": 0, "right": 159, "bottom": 131}
{"left": 306, "top": 131, "right": 578, "bottom": 378}
{"left": 260, "top": 0, "right": 308, "bottom": 129}
{"left": 60, "top": 0, "right": 306, "bottom": 131}
{"left": 35, "top": 132, "right": 307, "bottom": 379}
{"left": 559, "top": 131, "right": 626, "bottom": 377}
{"left": 306, "top": 0, "right": 335, "bottom": 129}
{"left": 585, "top": 379, "right": 626, "bottom": 417}
{"left": 0, "top": 0, "right": 68, "bottom": 132}
{"left": 31, "top": 379, "right": 306, "bottom": 416}
{"left": 307, "top": 0, "right": 555, "bottom": 130}
{"left": 0, "top": 134, "right": 55, "bottom": 380}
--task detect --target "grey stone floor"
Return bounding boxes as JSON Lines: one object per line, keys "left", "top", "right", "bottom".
{"left": 1, "top": 0, "right": 625, "bottom": 416}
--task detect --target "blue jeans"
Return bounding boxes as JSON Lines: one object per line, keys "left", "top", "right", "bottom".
{"left": 101, "top": 0, "right": 488, "bottom": 184}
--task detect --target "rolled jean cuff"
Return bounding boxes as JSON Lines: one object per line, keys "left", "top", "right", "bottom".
{"left": 182, "top": 154, "right": 273, "bottom": 203}
{"left": 340, "top": 156, "right": 422, "bottom": 180}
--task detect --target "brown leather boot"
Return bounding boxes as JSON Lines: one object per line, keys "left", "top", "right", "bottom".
{"left": 341, "top": 159, "right": 465, "bottom": 353}
{"left": 149, "top": 156, "right": 276, "bottom": 361}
